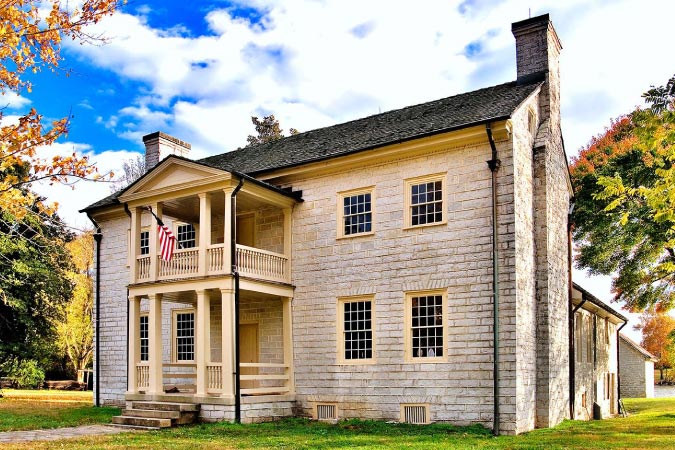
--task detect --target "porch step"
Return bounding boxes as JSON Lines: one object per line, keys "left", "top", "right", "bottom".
{"left": 112, "top": 401, "right": 200, "bottom": 429}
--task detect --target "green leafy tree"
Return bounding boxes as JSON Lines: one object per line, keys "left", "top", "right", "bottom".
{"left": 246, "top": 115, "right": 299, "bottom": 146}
{"left": 0, "top": 203, "right": 74, "bottom": 372}
{"left": 571, "top": 74, "right": 675, "bottom": 311}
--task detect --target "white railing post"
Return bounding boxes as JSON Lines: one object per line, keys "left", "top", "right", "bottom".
{"left": 148, "top": 293, "right": 163, "bottom": 395}
{"left": 198, "top": 193, "right": 211, "bottom": 277}
{"left": 149, "top": 203, "right": 162, "bottom": 282}
{"left": 221, "top": 288, "right": 235, "bottom": 400}
{"left": 282, "top": 297, "right": 295, "bottom": 395}
{"left": 196, "top": 289, "right": 210, "bottom": 396}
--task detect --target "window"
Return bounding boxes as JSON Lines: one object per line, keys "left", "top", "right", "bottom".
{"left": 575, "top": 313, "right": 582, "bottom": 362}
{"left": 140, "top": 315, "right": 149, "bottom": 361}
{"left": 404, "top": 174, "right": 447, "bottom": 228}
{"left": 405, "top": 290, "right": 447, "bottom": 361}
{"left": 173, "top": 310, "right": 195, "bottom": 362}
{"left": 139, "top": 230, "right": 150, "bottom": 255}
{"left": 337, "top": 187, "right": 374, "bottom": 238}
{"left": 176, "top": 223, "right": 196, "bottom": 249}
{"left": 586, "top": 315, "right": 593, "bottom": 363}
{"left": 337, "top": 296, "right": 375, "bottom": 363}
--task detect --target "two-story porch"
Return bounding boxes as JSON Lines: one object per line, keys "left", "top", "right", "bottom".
{"left": 118, "top": 156, "right": 300, "bottom": 421}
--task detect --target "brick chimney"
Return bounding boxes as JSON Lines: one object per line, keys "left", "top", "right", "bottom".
{"left": 142, "top": 131, "right": 191, "bottom": 171}
{"left": 512, "top": 14, "right": 562, "bottom": 129}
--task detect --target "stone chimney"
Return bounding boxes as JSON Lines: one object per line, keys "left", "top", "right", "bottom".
{"left": 142, "top": 131, "right": 191, "bottom": 171}
{"left": 512, "top": 14, "right": 562, "bottom": 128}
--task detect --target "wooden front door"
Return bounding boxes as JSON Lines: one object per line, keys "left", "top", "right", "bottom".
{"left": 239, "top": 323, "right": 259, "bottom": 390}
{"left": 236, "top": 214, "right": 255, "bottom": 247}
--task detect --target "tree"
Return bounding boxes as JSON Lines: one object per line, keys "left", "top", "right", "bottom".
{"left": 246, "top": 115, "right": 299, "bottom": 146}
{"left": 0, "top": 204, "right": 74, "bottom": 371}
{"left": 109, "top": 154, "right": 145, "bottom": 192}
{"left": 57, "top": 232, "right": 94, "bottom": 379}
{"left": 571, "top": 74, "right": 675, "bottom": 311}
{"left": 635, "top": 310, "right": 675, "bottom": 381}
{"left": 0, "top": 0, "right": 118, "bottom": 221}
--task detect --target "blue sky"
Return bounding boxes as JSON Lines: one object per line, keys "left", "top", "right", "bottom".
{"left": 8, "top": 0, "right": 675, "bottom": 321}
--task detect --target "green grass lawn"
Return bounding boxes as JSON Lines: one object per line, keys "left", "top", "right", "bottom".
{"left": 1, "top": 395, "right": 674, "bottom": 449}
{"left": 0, "top": 389, "right": 119, "bottom": 432}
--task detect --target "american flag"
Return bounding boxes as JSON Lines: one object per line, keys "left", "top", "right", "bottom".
{"left": 158, "top": 224, "right": 176, "bottom": 262}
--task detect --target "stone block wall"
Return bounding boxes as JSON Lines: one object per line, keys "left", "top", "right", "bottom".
{"left": 619, "top": 339, "right": 654, "bottom": 398}
{"left": 280, "top": 137, "right": 519, "bottom": 432}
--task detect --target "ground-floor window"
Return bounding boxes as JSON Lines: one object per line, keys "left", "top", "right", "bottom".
{"left": 173, "top": 309, "right": 195, "bottom": 362}
{"left": 140, "top": 314, "right": 149, "bottom": 361}
{"left": 337, "top": 296, "right": 375, "bottom": 363}
{"left": 405, "top": 290, "right": 447, "bottom": 362}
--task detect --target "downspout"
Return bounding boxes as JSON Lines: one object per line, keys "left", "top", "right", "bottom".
{"left": 230, "top": 178, "right": 245, "bottom": 423}
{"left": 485, "top": 123, "right": 501, "bottom": 436}
{"left": 86, "top": 213, "right": 102, "bottom": 407}
{"left": 568, "top": 202, "right": 575, "bottom": 419}
{"left": 617, "top": 320, "right": 627, "bottom": 414}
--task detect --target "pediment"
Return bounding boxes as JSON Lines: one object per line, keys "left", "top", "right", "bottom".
{"left": 119, "top": 157, "right": 231, "bottom": 200}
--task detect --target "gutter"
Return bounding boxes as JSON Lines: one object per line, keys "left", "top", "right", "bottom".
{"left": 617, "top": 320, "right": 628, "bottom": 414}
{"left": 86, "top": 213, "right": 102, "bottom": 407}
{"left": 230, "top": 178, "right": 245, "bottom": 423}
{"left": 485, "top": 123, "right": 501, "bottom": 436}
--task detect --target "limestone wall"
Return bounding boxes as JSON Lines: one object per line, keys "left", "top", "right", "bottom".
{"left": 619, "top": 339, "right": 654, "bottom": 398}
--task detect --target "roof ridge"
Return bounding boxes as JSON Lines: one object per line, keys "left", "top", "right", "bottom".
{"left": 619, "top": 333, "right": 657, "bottom": 361}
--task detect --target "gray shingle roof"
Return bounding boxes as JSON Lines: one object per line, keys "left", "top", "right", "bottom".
{"left": 82, "top": 78, "right": 542, "bottom": 213}
{"left": 199, "top": 79, "right": 542, "bottom": 174}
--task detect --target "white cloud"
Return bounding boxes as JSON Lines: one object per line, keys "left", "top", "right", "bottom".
{"left": 0, "top": 93, "right": 31, "bottom": 110}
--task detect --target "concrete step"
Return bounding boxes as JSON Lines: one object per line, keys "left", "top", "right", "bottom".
{"left": 112, "top": 415, "right": 172, "bottom": 428}
{"left": 131, "top": 401, "right": 200, "bottom": 412}
{"left": 109, "top": 423, "right": 162, "bottom": 431}
{"left": 121, "top": 409, "right": 180, "bottom": 420}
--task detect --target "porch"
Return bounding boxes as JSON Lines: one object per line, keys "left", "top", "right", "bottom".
{"left": 126, "top": 288, "right": 295, "bottom": 406}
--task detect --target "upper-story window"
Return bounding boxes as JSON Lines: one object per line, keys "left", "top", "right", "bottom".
{"left": 139, "top": 230, "right": 150, "bottom": 255}
{"left": 404, "top": 174, "right": 447, "bottom": 228}
{"left": 337, "top": 187, "right": 374, "bottom": 238}
{"left": 176, "top": 223, "right": 196, "bottom": 249}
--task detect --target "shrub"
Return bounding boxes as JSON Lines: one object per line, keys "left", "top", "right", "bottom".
{"left": 2, "top": 358, "right": 45, "bottom": 389}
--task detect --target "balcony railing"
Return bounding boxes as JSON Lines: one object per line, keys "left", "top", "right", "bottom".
{"left": 134, "top": 244, "right": 289, "bottom": 284}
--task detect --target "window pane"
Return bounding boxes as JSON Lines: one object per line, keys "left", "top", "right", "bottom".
{"left": 175, "top": 312, "right": 195, "bottom": 361}
{"left": 342, "top": 192, "right": 372, "bottom": 235}
{"left": 343, "top": 300, "right": 372, "bottom": 360}
{"left": 410, "top": 180, "right": 443, "bottom": 226}
{"left": 140, "top": 316, "right": 149, "bottom": 361}
{"left": 140, "top": 231, "right": 150, "bottom": 255}
{"left": 411, "top": 295, "right": 443, "bottom": 358}
{"left": 177, "top": 224, "right": 196, "bottom": 249}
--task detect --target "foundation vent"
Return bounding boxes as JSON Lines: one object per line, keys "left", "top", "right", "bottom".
{"left": 401, "top": 404, "right": 429, "bottom": 424}
{"left": 315, "top": 403, "right": 338, "bottom": 421}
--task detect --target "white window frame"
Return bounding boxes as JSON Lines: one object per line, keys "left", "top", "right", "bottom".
{"left": 337, "top": 295, "right": 376, "bottom": 364}
{"left": 172, "top": 308, "right": 195, "bottom": 363}
{"left": 404, "top": 289, "right": 448, "bottom": 362}
{"left": 139, "top": 313, "right": 149, "bottom": 362}
{"left": 139, "top": 228, "right": 150, "bottom": 256}
{"left": 337, "top": 186, "right": 375, "bottom": 239}
{"left": 404, "top": 173, "right": 447, "bottom": 229}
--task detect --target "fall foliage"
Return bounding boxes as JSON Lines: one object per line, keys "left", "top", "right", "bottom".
{"left": 0, "top": 0, "right": 119, "bottom": 220}
{"left": 635, "top": 310, "right": 675, "bottom": 381}
{"left": 570, "top": 74, "right": 675, "bottom": 311}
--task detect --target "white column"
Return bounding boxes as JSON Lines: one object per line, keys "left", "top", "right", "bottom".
{"left": 129, "top": 207, "right": 141, "bottom": 284}
{"left": 196, "top": 289, "right": 210, "bottom": 396}
{"left": 223, "top": 188, "right": 234, "bottom": 275}
{"left": 282, "top": 297, "right": 295, "bottom": 395}
{"left": 282, "top": 207, "right": 292, "bottom": 281}
{"left": 148, "top": 293, "right": 163, "bottom": 395}
{"left": 198, "top": 193, "right": 211, "bottom": 276}
{"left": 149, "top": 203, "right": 162, "bottom": 282}
{"left": 221, "top": 288, "right": 235, "bottom": 399}
{"left": 127, "top": 295, "right": 141, "bottom": 393}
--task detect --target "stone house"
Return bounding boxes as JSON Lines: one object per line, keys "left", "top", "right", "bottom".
{"left": 82, "top": 14, "right": 576, "bottom": 434}
{"left": 571, "top": 283, "right": 627, "bottom": 419}
{"left": 619, "top": 334, "right": 656, "bottom": 398}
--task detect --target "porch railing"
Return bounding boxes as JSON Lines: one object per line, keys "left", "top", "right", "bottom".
{"left": 236, "top": 245, "right": 288, "bottom": 283}
{"left": 158, "top": 248, "right": 199, "bottom": 280}
{"left": 136, "top": 363, "right": 149, "bottom": 389}
{"left": 206, "top": 364, "right": 223, "bottom": 393}
{"left": 134, "top": 245, "right": 289, "bottom": 283}
{"left": 239, "top": 362, "right": 291, "bottom": 396}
